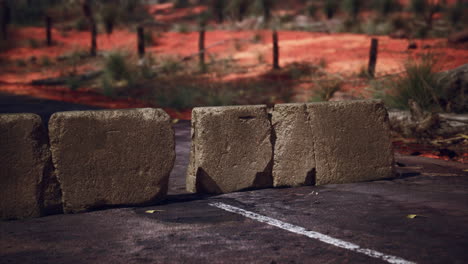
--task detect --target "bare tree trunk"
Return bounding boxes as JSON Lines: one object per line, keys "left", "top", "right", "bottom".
{"left": 137, "top": 26, "right": 145, "bottom": 59}
{"left": 199, "top": 24, "right": 206, "bottom": 73}
{"left": 367, "top": 38, "right": 378, "bottom": 78}
{"left": 46, "top": 16, "right": 52, "bottom": 46}
{"left": 272, "top": 30, "right": 279, "bottom": 70}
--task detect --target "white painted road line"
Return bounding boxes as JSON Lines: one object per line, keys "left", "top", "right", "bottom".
{"left": 209, "top": 202, "right": 416, "bottom": 264}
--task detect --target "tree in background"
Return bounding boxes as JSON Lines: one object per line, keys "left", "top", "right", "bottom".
{"left": 260, "top": 0, "right": 274, "bottom": 23}
{"left": 323, "top": 0, "right": 339, "bottom": 20}
{"left": 410, "top": 0, "right": 442, "bottom": 29}
{"left": 227, "top": 0, "right": 250, "bottom": 22}
{"left": 446, "top": 0, "right": 468, "bottom": 28}
{"left": 374, "top": 0, "right": 400, "bottom": 18}
{"left": 342, "top": 0, "right": 364, "bottom": 21}
{"left": 82, "top": 0, "right": 97, "bottom": 56}
{"left": 1, "top": 0, "right": 11, "bottom": 40}
{"left": 212, "top": 0, "right": 225, "bottom": 24}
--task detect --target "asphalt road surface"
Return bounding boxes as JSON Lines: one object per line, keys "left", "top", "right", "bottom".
{"left": 1, "top": 93, "right": 467, "bottom": 264}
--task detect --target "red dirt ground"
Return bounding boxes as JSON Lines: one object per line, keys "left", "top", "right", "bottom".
{"left": 1, "top": 27, "right": 467, "bottom": 105}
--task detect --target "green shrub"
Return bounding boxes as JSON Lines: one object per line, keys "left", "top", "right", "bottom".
{"left": 74, "top": 17, "right": 90, "bottom": 31}
{"left": 66, "top": 77, "right": 82, "bottom": 91}
{"left": 251, "top": 32, "right": 263, "bottom": 43}
{"left": 374, "top": 0, "right": 400, "bottom": 17}
{"left": 204, "top": 87, "right": 237, "bottom": 106}
{"left": 15, "top": 59, "right": 27, "bottom": 67}
{"left": 40, "top": 56, "right": 52, "bottom": 67}
{"left": 171, "top": 23, "right": 191, "bottom": 33}
{"left": 310, "top": 78, "right": 342, "bottom": 101}
{"left": 342, "top": 0, "right": 364, "bottom": 20}
{"left": 409, "top": 0, "right": 442, "bottom": 28}
{"left": 155, "top": 85, "right": 201, "bottom": 109}
{"left": 104, "top": 52, "right": 133, "bottom": 82}
{"left": 446, "top": 0, "right": 468, "bottom": 27}
{"left": 27, "top": 38, "right": 41, "bottom": 48}
{"left": 101, "top": 75, "right": 114, "bottom": 96}
{"left": 99, "top": 51, "right": 137, "bottom": 96}
{"left": 159, "top": 57, "right": 184, "bottom": 75}
{"left": 375, "top": 55, "right": 444, "bottom": 112}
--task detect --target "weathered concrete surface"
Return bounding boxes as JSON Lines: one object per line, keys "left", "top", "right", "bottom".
{"left": 0, "top": 113, "right": 50, "bottom": 219}
{"left": 309, "top": 100, "right": 394, "bottom": 185}
{"left": 272, "top": 103, "right": 316, "bottom": 187}
{"left": 49, "top": 108, "right": 175, "bottom": 213}
{"left": 273, "top": 100, "right": 394, "bottom": 187}
{"left": 187, "top": 105, "right": 273, "bottom": 194}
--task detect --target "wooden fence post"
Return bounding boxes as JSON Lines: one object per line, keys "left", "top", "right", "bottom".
{"left": 90, "top": 20, "right": 97, "bottom": 56}
{"left": 272, "top": 30, "right": 279, "bottom": 70}
{"left": 137, "top": 26, "right": 145, "bottom": 59}
{"left": 368, "top": 38, "right": 379, "bottom": 78}
{"left": 46, "top": 16, "right": 52, "bottom": 46}
{"left": 199, "top": 23, "right": 206, "bottom": 73}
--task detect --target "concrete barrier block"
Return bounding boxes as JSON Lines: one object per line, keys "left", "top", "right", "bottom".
{"left": 49, "top": 108, "right": 175, "bottom": 213}
{"left": 272, "top": 104, "right": 316, "bottom": 187}
{"left": 187, "top": 105, "right": 273, "bottom": 194}
{"left": 272, "top": 100, "right": 394, "bottom": 187}
{"left": 0, "top": 114, "right": 50, "bottom": 220}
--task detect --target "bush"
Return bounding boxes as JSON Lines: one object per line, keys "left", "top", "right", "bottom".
{"left": 373, "top": 55, "right": 446, "bottom": 112}
{"left": 40, "top": 56, "right": 52, "bottom": 66}
{"left": 342, "top": 0, "right": 364, "bottom": 20}
{"left": 171, "top": 23, "right": 191, "bottom": 33}
{"left": 73, "top": 17, "right": 90, "bottom": 31}
{"left": 100, "top": 51, "right": 136, "bottom": 96}
{"left": 104, "top": 52, "right": 133, "bottom": 82}
{"left": 310, "top": 78, "right": 342, "bottom": 101}
{"left": 409, "top": 0, "right": 442, "bottom": 27}
{"left": 159, "top": 56, "right": 184, "bottom": 75}
{"left": 66, "top": 76, "right": 82, "bottom": 91}
{"left": 27, "top": 38, "right": 41, "bottom": 48}
{"left": 374, "top": 0, "right": 400, "bottom": 17}
{"left": 446, "top": 0, "right": 468, "bottom": 27}
{"left": 15, "top": 59, "right": 27, "bottom": 67}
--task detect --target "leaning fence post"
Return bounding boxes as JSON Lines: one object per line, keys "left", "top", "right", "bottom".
{"left": 368, "top": 38, "right": 379, "bottom": 78}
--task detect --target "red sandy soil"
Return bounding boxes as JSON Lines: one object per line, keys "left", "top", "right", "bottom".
{"left": 1, "top": 27, "right": 467, "bottom": 98}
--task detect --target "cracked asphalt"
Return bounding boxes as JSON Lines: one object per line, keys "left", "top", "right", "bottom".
{"left": 1, "top": 93, "right": 467, "bottom": 264}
